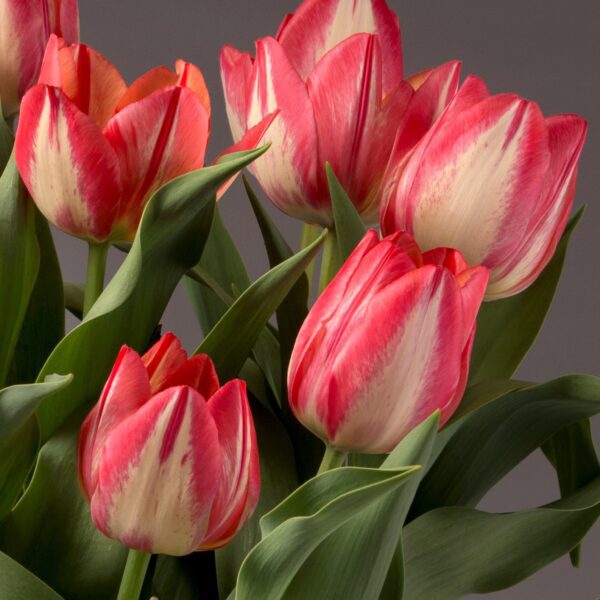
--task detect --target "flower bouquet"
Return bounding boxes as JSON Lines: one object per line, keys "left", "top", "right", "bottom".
{"left": 0, "top": 0, "right": 597, "bottom": 599}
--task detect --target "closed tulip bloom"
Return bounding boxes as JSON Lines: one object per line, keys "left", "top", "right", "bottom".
{"left": 288, "top": 230, "right": 489, "bottom": 454}
{"left": 78, "top": 333, "right": 260, "bottom": 555}
{"left": 14, "top": 36, "right": 272, "bottom": 242}
{"left": 221, "top": 0, "right": 460, "bottom": 226}
{"left": 0, "top": 0, "right": 78, "bottom": 117}
{"left": 381, "top": 76, "right": 587, "bottom": 299}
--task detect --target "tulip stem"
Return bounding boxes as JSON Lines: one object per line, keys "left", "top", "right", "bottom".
{"left": 318, "top": 229, "right": 340, "bottom": 294}
{"left": 83, "top": 241, "right": 109, "bottom": 317}
{"left": 317, "top": 445, "right": 347, "bottom": 474}
{"left": 117, "top": 549, "right": 151, "bottom": 600}
{"left": 301, "top": 223, "right": 321, "bottom": 292}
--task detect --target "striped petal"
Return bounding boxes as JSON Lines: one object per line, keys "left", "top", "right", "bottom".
{"left": 220, "top": 45, "right": 253, "bottom": 142}
{"left": 104, "top": 85, "right": 209, "bottom": 238}
{"left": 141, "top": 333, "right": 188, "bottom": 394}
{"left": 176, "top": 60, "right": 211, "bottom": 119}
{"left": 91, "top": 386, "right": 222, "bottom": 556}
{"left": 487, "top": 115, "right": 587, "bottom": 298}
{"left": 202, "top": 380, "right": 260, "bottom": 549}
{"left": 387, "top": 93, "right": 551, "bottom": 269}
{"left": 39, "top": 35, "right": 126, "bottom": 127}
{"left": 245, "top": 37, "right": 320, "bottom": 222}
{"left": 115, "top": 66, "right": 177, "bottom": 111}
{"left": 277, "top": 0, "right": 403, "bottom": 94}
{"left": 0, "top": 0, "right": 79, "bottom": 116}
{"left": 162, "top": 354, "right": 220, "bottom": 400}
{"left": 15, "top": 84, "right": 122, "bottom": 241}
{"left": 307, "top": 34, "right": 409, "bottom": 221}
{"left": 78, "top": 346, "right": 151, "bottom": 500}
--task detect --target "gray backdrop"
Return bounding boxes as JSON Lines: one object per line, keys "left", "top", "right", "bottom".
{"left": 56, "top": 1, "right": 599, "bottom": 597}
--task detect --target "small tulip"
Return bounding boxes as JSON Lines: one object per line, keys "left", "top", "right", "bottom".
{"left": 288, "top": 230, "right": 489, "bottom": 454}
{"left": 381, "top": 76, "right": 587, "bottom": 299}
{"left": 78, "top": 334, "right": 260, "bottom": 555}
{"left": 221, "top": 0, "right": 460, "bottom": 226}
{"left": 0, "top": 0, "right": 79, "bottom": 117}
{"left": 14, "top": 36, "right": 272, "bottom": 242}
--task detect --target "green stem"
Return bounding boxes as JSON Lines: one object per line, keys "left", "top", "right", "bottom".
{"left": 300, "top": 223, "right": 321, "bottom": 293}
{"left": 318, "top": 229, "right": 339, "bottom": 294}
{"left": 317, "top": 445, "right": 347, "bottom": 475}
{"left": 83, "top": 241, "right": 108, "bottom": 317}
{"left": 117, "top": 549, "right": 151, "bottom": 600}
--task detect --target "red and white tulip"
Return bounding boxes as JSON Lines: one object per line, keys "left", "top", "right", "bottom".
{"left": 220, "top": 0, "right": 460, "bottom": 226}
{"left": 78, "top": 333, "right": 260, "bottom": 555}
{"left": 381, "top": 76, "right": 588, "bottom": 299}
{"left": 14, "top": 36, "right": 272, "bottom": 242}
{"left": 288, "top": 230, "right": 489, "bottom": 454}
{"left": 0, "top": 0, "right": 79, "bottom": 117}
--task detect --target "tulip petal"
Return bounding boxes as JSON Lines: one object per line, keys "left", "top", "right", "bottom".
{"left": 141, "top": 333, "right": 188, "bottom": 394}
{"left": 91, "top": 386, "right": 222, "bottom": 555}
{"left": 78, "top": 346, "right": 151, "bottom": 499}
{"left": 245, "top": 37, "right": 321, "bottom": 222}
{"left": 487, "top": 115, "right": 587, "bottom": 298}
{"left": 220, "top": 45, "right": 253, "bottom": 142}
{"left": 388, "top": 94, "right": 551, "bottom": 268}
{"left": 39, "top": 35, "right": 127, "bottom": 127}
{"left": 203, "top": 380, "right": 260, "bottom": 549}
{"left": 176, "top": 60, "right": 211, "bottom": 119}
{"left": 104, "top": 86, "right": 209, "bottom": 236}
{"left": 162, "top": 354, "right": 220, "bottom": 400}
{"left": 307, "top": 34, "right": 409, "bottom": 221}
{"left": 277, "top": 0, "right": 403, "bottom": 94}
{"left": 15, "top": 84, "right": 122, "bottom": 241}
{"left": 115, "top": 66, "right": 178, "bottom": 112}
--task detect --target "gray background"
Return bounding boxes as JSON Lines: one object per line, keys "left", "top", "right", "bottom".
{"left": 56, "top": 1, "right": 599, "bottom": 597}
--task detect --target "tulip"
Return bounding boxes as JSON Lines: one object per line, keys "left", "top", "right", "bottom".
{"left": 78, "top": 333, "right": 260, "bottom": 555}
{"left": 14, "top": 36, "right": 273, "bottom": 242}
{"left": 0, "top": 0, "right": 79, "bottom": 118}
{"left": 288, "top": 230, "right": 489, "bottom": 454}
{"left": 221, "top": 0, "right": 460, "bottom": 226}
{"left": 381, "top": 76, "right": 588, "bottom": 299}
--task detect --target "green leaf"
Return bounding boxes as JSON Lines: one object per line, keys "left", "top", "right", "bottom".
{"left": 411, "top": 375, "right": 600, "bottom": 516}
{"left": 9, "top": 211, "right": 65, "bottom": 384}
{"left": 64, "top": 281, "right": 84, "bottom": 320}
{"left": 326, "top": 163, "right": 366, "bottom": 262}
{"left": 0, "top": 111, "right": 13, "bottom": 173}
{"left": 0, "top": 415, "right": 128, "bottom": 600}
{"left": 0, "top": 551, "right": 64, "bottom": 600}
{"left": 0, "top": 375, "right": 72, "bottom": 518}
{"left": 403, "top": 477, "right": 600, "bottom": 600}
{"left": 34, "top": 148, "right": 265, "bottom": 442}
{"left": 469, "top": 208, "right": 583, "bottom": 384}
{"left": 0, "top": 155, "right": 39, "bottom": 388}
{"left": 195, "top": 230, "right": 326, "bottom": 382}
{"left": 216, "top": 400, "right": 299, "bottom": 599}
{"left": 236, "top": 465, "right": 419, "bottom": 600}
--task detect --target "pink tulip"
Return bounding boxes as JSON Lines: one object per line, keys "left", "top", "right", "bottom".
{"left": 78, "top": 333, "right": 260, "bottom": 555}
{"left": 220, "top": 0, "right": 460, "bottom": 226}
{"left": 14, "top": 36, "right": 273, "bottom": 242}
{"left": 381, "top": 76, "right": 587, "bottom": 299}
{"left": 0, "top": 0, "right": 78, "bottom": 117}
{"left": 288, "top": 230, "right": 489, "bottom": 454}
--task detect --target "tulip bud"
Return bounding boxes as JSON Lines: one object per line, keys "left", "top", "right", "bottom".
{"left": 220, "top": 0, "right": 460, "bottom": 226}
{"left": 288, "top": 230, "right": 489, "bottom": 454}
{"left": 381, "top": 76, "right": 587, "bottom": 299}
{"left": 0, "top": 0, "right": 79, "bottom": 117}
{"left": 78, "top": 334, "right": 260, "bottom": 555}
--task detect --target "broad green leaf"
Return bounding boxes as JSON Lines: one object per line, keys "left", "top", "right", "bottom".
{"left": 0, "top": 551, "right": 64, "bottom": 600}
{"left": 64, "top": 281, "right": 84, "bottom": 320}
{"left": 0, "top": 416, "right": 128, "bottom": 600}
{"left": 0, "top": 155, "right": 39, "bottom": 388}
{"left": 236, "top": 466, "right": 419, "bottom": 600}
{"left": 326, "top": 163, "right": 366, "bottom": 262}
{"left": 216, "top": 400, "right": 299, "bottom": 598}
{"left": 9, "top": 212, "right": 64, "bottom": 384}
{"left": 542, "top": 420, "right": 599, "bottom": 565}
{"left": 469, "top": 208, "right": 583, "bottom": 384}
{"left": 0, "top": 111, "right": 12, "bottom": 172}
{"left": 195, "top": 230, "right": 326, "bottom": 382}
{"left": 35, "top": 148, "right": 265, "bottom": 442}
{"left": 411, "top": 375, "right": 600, "bottom": 516}
{"left": 403, "top": 477, "right": 600, "bottom": 600}
{"left": 0, "top": 375, "right": 72, "bottom": 518}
